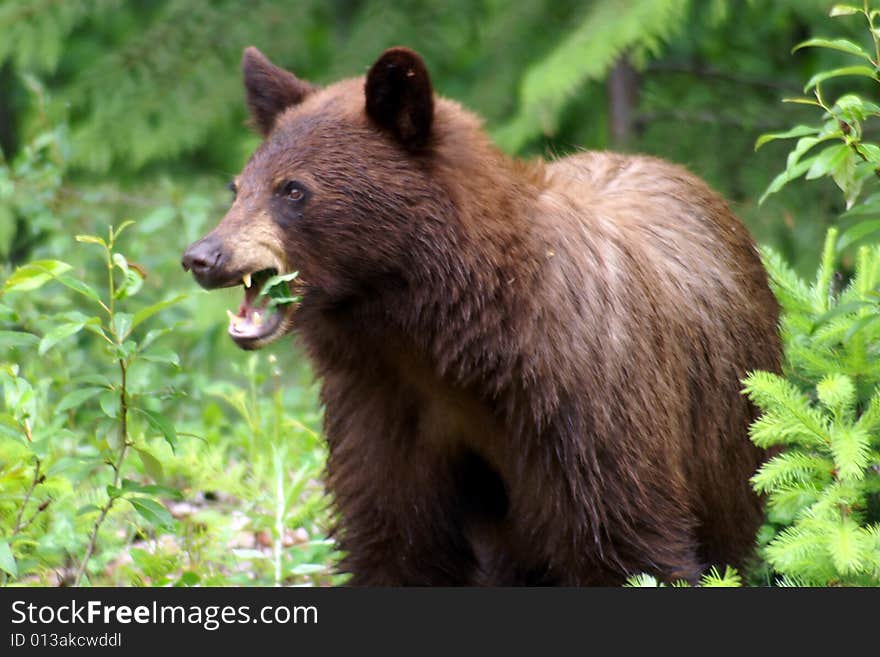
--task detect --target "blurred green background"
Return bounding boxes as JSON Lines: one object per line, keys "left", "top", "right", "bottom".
{"left": 0, "top": 0, "right": 873, "bottom": 585}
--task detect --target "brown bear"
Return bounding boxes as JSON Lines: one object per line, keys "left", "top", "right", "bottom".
{"left": 182, "top": 46, "right": 781, "bottom": 585}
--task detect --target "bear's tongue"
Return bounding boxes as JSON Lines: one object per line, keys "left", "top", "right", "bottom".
{"left": 226, "top": 269, "right": 281, "bottom": 339}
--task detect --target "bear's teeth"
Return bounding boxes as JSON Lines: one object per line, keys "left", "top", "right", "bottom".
{"left": 226, "top": 309, "right": 243, "bottom": 328}
{"left": 243, "top": 273, "right": 252, "bottom": 288}
{"left": 252, "top": 310, "right": 263, "bottom": 326}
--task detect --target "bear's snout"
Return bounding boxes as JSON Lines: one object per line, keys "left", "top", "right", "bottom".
{"left": 182, "top": 236, "right": 229, "bottom": 289}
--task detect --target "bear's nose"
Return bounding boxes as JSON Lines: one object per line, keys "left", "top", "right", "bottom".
{"left": 182, "top": 237, "right": 225, "bottom": 287}
{"left": 182, "top": 239, "right": 221, "bottom": 273}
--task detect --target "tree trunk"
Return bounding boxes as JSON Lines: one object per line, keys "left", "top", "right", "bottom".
{"left": 608, "top": 55, "right": 640, "bottom": 149}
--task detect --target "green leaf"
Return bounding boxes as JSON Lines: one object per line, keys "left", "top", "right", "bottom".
{"left": 135, "top": 408, "right": 177, "bottom": 452}
{"left": 55, "top": 275, "right": 103, "bottom": 305}
{"left": 98, "top": 389, "right": 120, "bottom": 418}
{"left": 782, "top": 97, "right": 823, "bottom": 107}
{"left": 112, "top": 252, "right": 129, "bottom": 275}
{"left": 128, "top": 496, "right": 174, "bottom": 529}
{"left": 131, "top": 295, "right": 186, "bottom": 331}
{"left": 175, "top": 571, "right": 200, "bottom": 587}
{"left": 140, "top": 349, "right": 180, "bottom": 367}
{"left": 855, "top": 142, "right": 880, "bottom": 163}
{"left": 3, "top": 260, "right": 72, "bottom": 293}
{"left": 0, "top": 540, "right": 17, "bottom": 578}
{"left": 793, "top": 38, "right": 874, "bottom": 63}
{"left": 289, "top": 563, "right": 328, "bottom": 575}
{"left": 112, "top": 312, "right": 133, "bottom": 342}
{"left": 55, "top": 386, "right": 105, "bottom": 414}
{"left": 829, "top": 5, "right": 862, "bottom": 17}
{"left": 0, "top": 331, "right": 39, "bottom": 350}
{"left": 754, "top": 125, "right": 820, "bottom": 151}
{"left": 116, "top": 267, "right": 143, "bottom": 300}
{"left": 120, "top": 479, "right": 182, "bottom": 499}
{"left": 837, "top": 218, "right": 880, "bottom": 251}
{"left": 804, "top": 65, "right": 877, "bottom": 92}
{"left": 759, "top": 155, "right": 818, "bottom": 204}
{"left": 805, "top": 144, "right": 849, "bottom": 180}
{"left": 136, "top": 447, "right": 164, "bottom": 482}
{"left": 75, "top": 234, "right": 107, "bottom": 247}
{"left": 76, "top": 504, "right": 102, "bottom": 517}
{"left": 258, "top": 271, "right": 300, "bottom": 301}
{"left": 38, "top": 320, "right": 87, "bottom": 355}
{"left": 112, "top": 253, "right": 143, "bottom": 300}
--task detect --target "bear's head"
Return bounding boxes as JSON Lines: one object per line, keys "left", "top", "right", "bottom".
{"left": 182, "top": 46, "right": 455, "bottom": 350}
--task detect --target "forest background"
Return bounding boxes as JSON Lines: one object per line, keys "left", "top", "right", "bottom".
{"left": 2, "top": 0, "right": 878, "bottom": 586}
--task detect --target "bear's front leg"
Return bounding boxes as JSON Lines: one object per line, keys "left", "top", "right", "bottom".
{"left": 323, "top": 402, "right": 478, "bottom": 586}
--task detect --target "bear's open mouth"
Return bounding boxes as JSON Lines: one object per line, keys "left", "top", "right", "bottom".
{"left": 227, "top": 267, "right": 298, "bottom": 349}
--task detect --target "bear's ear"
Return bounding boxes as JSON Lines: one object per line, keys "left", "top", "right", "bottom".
{"left": 365, "top": 47, "right": 434, "bottom": 150}
{"left": 242, "top": 47, "right": 315, "bottom": 136}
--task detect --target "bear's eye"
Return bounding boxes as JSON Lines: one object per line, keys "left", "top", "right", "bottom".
{"left": 282, "top": 180, "right": 307, "bottom": 204}
{"left": 227, "top": 181, "right": 237, "bottom": 198}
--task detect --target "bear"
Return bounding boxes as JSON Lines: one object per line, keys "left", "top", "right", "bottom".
{"left": 182, "top": 46, "right": 781, "bottom": 585}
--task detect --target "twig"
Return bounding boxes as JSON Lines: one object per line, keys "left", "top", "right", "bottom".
{"left": 11, "top": 459, "right": 41, "bottom": 536}
{"left": 73, "top": 360, "right": 129, "bottom": 587}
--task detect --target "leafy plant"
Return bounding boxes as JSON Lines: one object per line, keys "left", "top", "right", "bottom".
{"left": 625, "top": 566, "right": 743, "bottom": 588}
{"left": 744, "top": 233, "right": 880, "bottom": 586}
{"left": 756, "top": 2, "right": 880, "bottom": 210}
{"left": 1, "top": 222, "right": 186, "bottom": 585}
{"left": 747, "top": 2, "right": 880, "bottom": 586}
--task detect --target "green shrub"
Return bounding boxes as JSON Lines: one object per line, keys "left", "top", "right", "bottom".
{"left": 748, "top": 1, "right": 880, "bottom": 586}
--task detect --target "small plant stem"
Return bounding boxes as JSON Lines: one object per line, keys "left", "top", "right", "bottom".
{"left": 867, "top": 2, "right": 880, "bottom": 67}
{"left": 73, "top": 359, "right": 129, "bottom": 587}
{"left": 11, "top": 459, "right": 41, "bottom": 536}
{"left": 274, "top": 450, "right": 284, "bottom": 587}
{"left": 1, "top": 459, "right": 43, "bottom": 586}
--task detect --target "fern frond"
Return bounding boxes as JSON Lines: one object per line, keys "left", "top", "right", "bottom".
{"left": 748, "top": 412, "right": 828, "bottom": 449}
{"left": 699, "top": 565, "right": 742, "bottom": 587}
{"left": 494, "top": 0, "right": 689, "bottom": 151}
{"left": 828, "top": 425, "right": 871, "bottom": 481}
{"left": 825, "top": 518, "right": 871, "bottom": 576}
{"left": 759, "top": 245, "right": 815, "bottom": 314}
{"left": 750, "top": 451, "right": 833, "bottom": 494}
{"left": 765, "top": 481, "right": 823, "bottom": 522}
{"left": 764, "top": 524, "right": 831, "bottom": 581}
{"left": 816, "top": 373, "right": 856, "bottom": 418}
{"left": 0, "top": 0, "right": 108, "bottom": 73}
{"left": 743, "top": 371, "right": 830, "bottom": 447}
{"left": 624, "top": 573, "right": 662, "bottom": 587}
{"left": 854, "top": 387, "right": 880, "bottom": 437}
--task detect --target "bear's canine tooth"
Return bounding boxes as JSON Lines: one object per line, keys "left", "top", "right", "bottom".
{"left": 226, "top": 309, "right": 242, "bottom": 328}
{"left": 243, "top": 273, "right": 252, "bottom": 288}
{"left": 252, "top": 310, "right": 263, "bottom": 326}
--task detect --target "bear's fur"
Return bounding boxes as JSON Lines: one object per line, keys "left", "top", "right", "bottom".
{"left": 183, "top": 46, "right": 781, "bottom": 585}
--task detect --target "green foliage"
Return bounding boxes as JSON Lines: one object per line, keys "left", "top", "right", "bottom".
{"left": 494, "top": 0, "right": 689, "bottom": 151}
{"left": 744, "top": 237, "right": 880, "bottom": 586}
{"left": 745, "top": 2, "right": 880, "bottom": 587}
{"left": 625, "top": 566, "right": 743, "bottom": 588}
{"left": 757, "top": 2, "right": 880, "bottom": 209}
{"left": 0, "top": 135, "right": 335, "bottom": 586}
{"left": 4, "top": 0, "right": 880, "bottom": 588}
